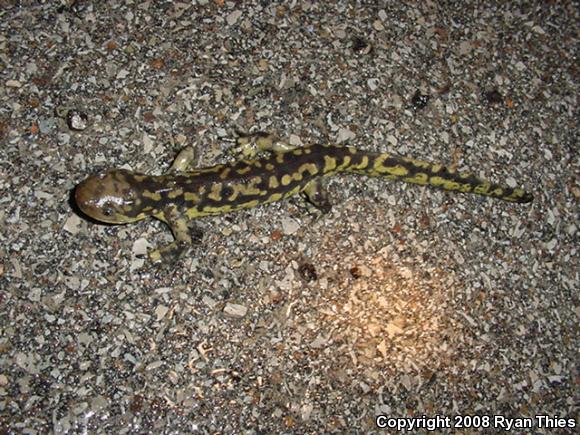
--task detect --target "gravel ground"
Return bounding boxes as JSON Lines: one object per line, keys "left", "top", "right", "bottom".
{"left": 1, "top": 1, "right": 578, "bottom": 433}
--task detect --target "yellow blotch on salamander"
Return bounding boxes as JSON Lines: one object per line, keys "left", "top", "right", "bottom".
{"left": 474, "top": 183, "right": 491, "bottom": 195}
{"left": 337, "top": 155, "right": 352, "bottom": 170}
{"left": 219, "top": 167, "right": 231, "bottom": 180}
{"left": 168, "top": 189, "right": 184, "bottom": 199}
{"left": 241, "top": 199, "right": 260, "bottom": 209}
{"left": 143, "top": 190, "right": 162, "bottom": 201}
{"left": 207, "top": 184, "right": 223, "bottom": 201}
{"left": 402, "top": 157, "right": 432, "bottom": 170}
{"left": 429, "top": 176, "right": 459, "bottom": 190}
{"left": 242, "top": 177, "right": 263, "bottom": 196}
{"left": 281, "top": 174, "right": 293, "bottom": 186}
{"left": 404, "top": 173, "right": 429, "bottom": 185}
{"left": 236, "top": 166, "right": 252, "bottom": 175}
{"left": 269, "top": 176, "right": 280, "bottom": 189}
{"left": 350, "top": 155, "right": 369, "bottom": 170}
{"left": 200, "top": 204, "right": 233, "bottom": 215}
{"left": 268, "top": 192, "right": 283, "bottom": 203}
{"left": 184, "top": 192, "right": 200, "bottom": 202}
{"left": 226, "top": 186, "right": 240, "bottom": 202}
{"left": 292, "top": 171, "right": 303, "bottom": 182}
{"left": 323, "top": 155, "right": 337, "bottom": 172}
{"left": 300, "top": 163, "right": 319, "bottom": 176}
{"left": 380, "top": 163, "right": 409, "bottom": 177}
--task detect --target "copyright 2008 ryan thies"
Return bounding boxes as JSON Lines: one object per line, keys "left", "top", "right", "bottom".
{"left": 375, "top": 414, "right": 576, "bottom": 431}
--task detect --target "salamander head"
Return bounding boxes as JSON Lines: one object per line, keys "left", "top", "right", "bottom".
{"left": 75, "top": 169, "right": 147, "bottom": 224}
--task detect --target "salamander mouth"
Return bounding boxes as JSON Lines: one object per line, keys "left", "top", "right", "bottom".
{"left": 74, "top": 177, "right": 97, "bottom": 215}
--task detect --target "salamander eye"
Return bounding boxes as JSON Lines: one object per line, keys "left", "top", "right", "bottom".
{"left": 102, "top": 205, "right": 114, "bottom": 217}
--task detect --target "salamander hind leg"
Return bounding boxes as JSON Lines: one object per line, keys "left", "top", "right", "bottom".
{"left": 149, "top": 205, "right": 200, "bottom": 263}
{"left": 229, "top": 132, "right": 297, "bottom": 159}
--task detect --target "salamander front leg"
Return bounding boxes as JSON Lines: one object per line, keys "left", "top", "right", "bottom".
{"left": 149, "top": 205, "right": 200, "bottom": 263}
{"left": 169, "top": 146, "right": 198, "bottom": 173}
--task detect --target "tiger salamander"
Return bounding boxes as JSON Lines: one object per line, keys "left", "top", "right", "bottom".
{"left": 75, "top": 134, "right": 533, "bottom": 262}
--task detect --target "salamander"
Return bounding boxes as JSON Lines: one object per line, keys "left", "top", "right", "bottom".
{"left": 75, "top": 134, "right": 533, "bottom": 262}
